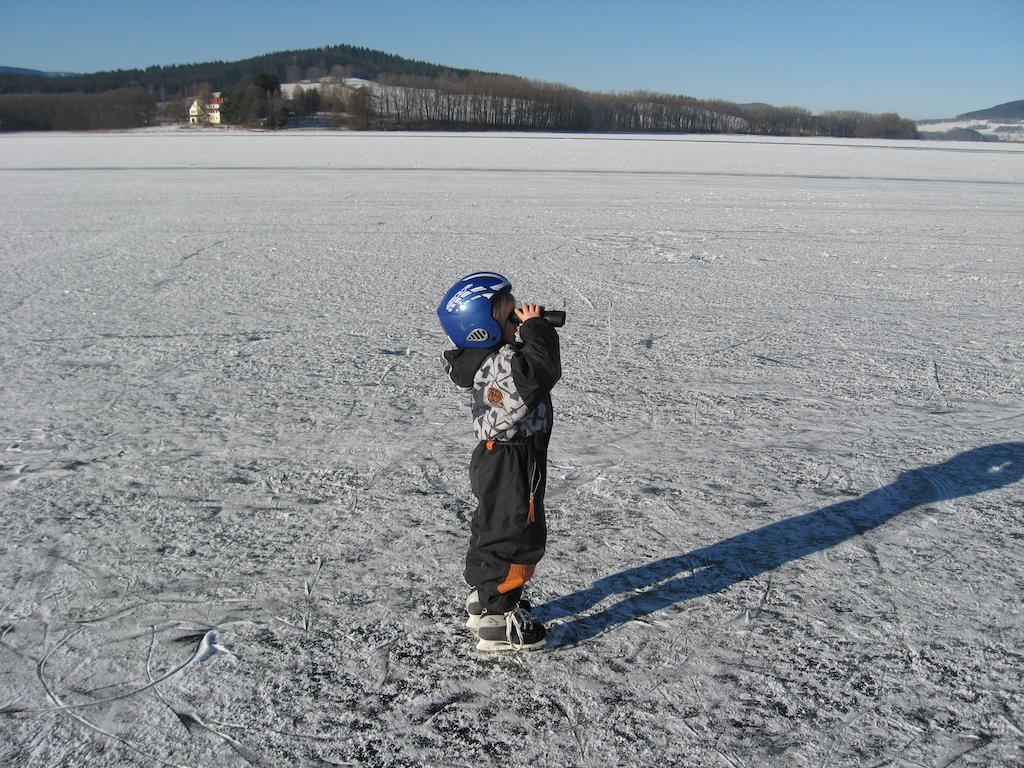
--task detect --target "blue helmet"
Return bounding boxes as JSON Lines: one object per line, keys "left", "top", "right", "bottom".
{"left": 438, "top": 272, "right": 513, "bottom": 348}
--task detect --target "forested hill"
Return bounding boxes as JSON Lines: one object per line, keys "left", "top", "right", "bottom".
{"left": 957, "top": 100, "right": 1024, "bottom": 120}
{"left": 0, "top": 44, "right": 495, "bottom": 96}
{"left": 0, "top": 66, "right": 77, "bottom": 77}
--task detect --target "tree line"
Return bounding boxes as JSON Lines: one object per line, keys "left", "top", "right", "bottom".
{"left": 0, "top": 88, "right": 154, "bottom": 131}
{"left": 0, "top": 66, "right": 918, "bottom": 139}
{"left": 369, "top": 74, "right": 918, "bottom": 138}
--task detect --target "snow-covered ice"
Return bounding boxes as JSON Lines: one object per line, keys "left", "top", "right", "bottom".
{"left": 1, "top": 131, "right": 1023, "bottom": 766}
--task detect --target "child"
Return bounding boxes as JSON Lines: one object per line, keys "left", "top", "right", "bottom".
{"left": 438, "top": 272, "right": 561, "bottom": 651}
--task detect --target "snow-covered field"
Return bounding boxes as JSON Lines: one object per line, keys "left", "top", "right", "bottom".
{"left": 917, "top": 118, "right": 1024, "bottom": 143}
{"left": 1, "top": 131, "right": 1023, "bottom": 767}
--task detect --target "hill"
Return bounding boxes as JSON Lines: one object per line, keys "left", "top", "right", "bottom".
{"left": 0, "top": 65, "right": 78, "bottom": 77}
{"left": 0, "top": 44, "right": 500, "bottom": 96}
{"left": 0, "top": 66, "right": 49, "bottom": 76}
{"left": 957, "top": 99, "right": 1024, "bottom": 120}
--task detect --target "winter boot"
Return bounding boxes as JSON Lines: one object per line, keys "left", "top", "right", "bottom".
{"left": 465, "top": 589, "right": 532, "bottom": 630}
{"left": 476, "top": 606, "right": 546, "bottom": 652}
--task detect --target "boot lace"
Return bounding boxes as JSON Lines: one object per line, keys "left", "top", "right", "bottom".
{"left": 505, "top": 607, "right": 533, "bottom": 651}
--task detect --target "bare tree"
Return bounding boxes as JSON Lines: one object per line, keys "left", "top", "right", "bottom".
{"left": 328, "top": 64, "right": 352, "bottom": 82}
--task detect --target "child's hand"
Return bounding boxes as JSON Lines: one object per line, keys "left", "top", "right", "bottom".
{"left": 515, "top": 303, "right": 543, "bottom": 323}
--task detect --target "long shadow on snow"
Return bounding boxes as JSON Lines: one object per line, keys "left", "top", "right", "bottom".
{"left": 534, "top": 442, "right": 1024, "bottom": 647}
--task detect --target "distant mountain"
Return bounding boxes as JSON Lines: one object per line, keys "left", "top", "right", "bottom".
{"left": 957, "top": 100, "right": 1024, "bottom": 120}
{"left": 0, "top": 65, "right": 77, "bottom": 77}
{"left": 0, "top": 44, "right": 501, "bottom": 96}
{"left": 0, "top": 66, "right": 45, "bottom": 76}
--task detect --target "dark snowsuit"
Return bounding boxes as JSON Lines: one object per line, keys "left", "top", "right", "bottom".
{"left": 443, "top": 318, "right": 561, "bottom": 615}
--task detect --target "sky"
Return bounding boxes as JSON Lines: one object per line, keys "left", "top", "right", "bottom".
{"left": 1, "top": 0, "right": 1022, "bottom": 119}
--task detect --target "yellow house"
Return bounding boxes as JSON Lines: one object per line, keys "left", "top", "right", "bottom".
{"left": 208, "top": 93, "right": 223, "bottom": 125}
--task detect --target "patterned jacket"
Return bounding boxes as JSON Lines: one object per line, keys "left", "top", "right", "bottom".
{"left": 443, "top": 318, "right": 561, "bottom": 442}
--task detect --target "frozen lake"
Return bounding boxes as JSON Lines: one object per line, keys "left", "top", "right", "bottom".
{"left": 2, "top": 130, "right": 1023, "bottom": 766}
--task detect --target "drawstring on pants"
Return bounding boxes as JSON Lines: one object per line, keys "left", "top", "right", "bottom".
{"left": 528, "top": 452, "right": 541, "bottom": 524}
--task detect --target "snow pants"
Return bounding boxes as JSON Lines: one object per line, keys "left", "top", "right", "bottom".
{"left": 465, "top": 433, "right": 549, "bottom": 615}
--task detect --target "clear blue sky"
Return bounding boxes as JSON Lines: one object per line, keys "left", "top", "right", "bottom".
{"left": 2, "top": 0, "right": 1021, "bottom": 119}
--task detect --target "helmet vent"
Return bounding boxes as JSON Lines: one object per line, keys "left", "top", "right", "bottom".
{"left": 467, "top": 328, "right": 490, "bottom": 342}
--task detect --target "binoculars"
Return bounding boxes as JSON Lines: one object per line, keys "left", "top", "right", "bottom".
{"left": 540, "top": 309, "right": 566, "bottom": 327}
{"left": 513, "top": 306, "right": 565, "bottom": 327}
